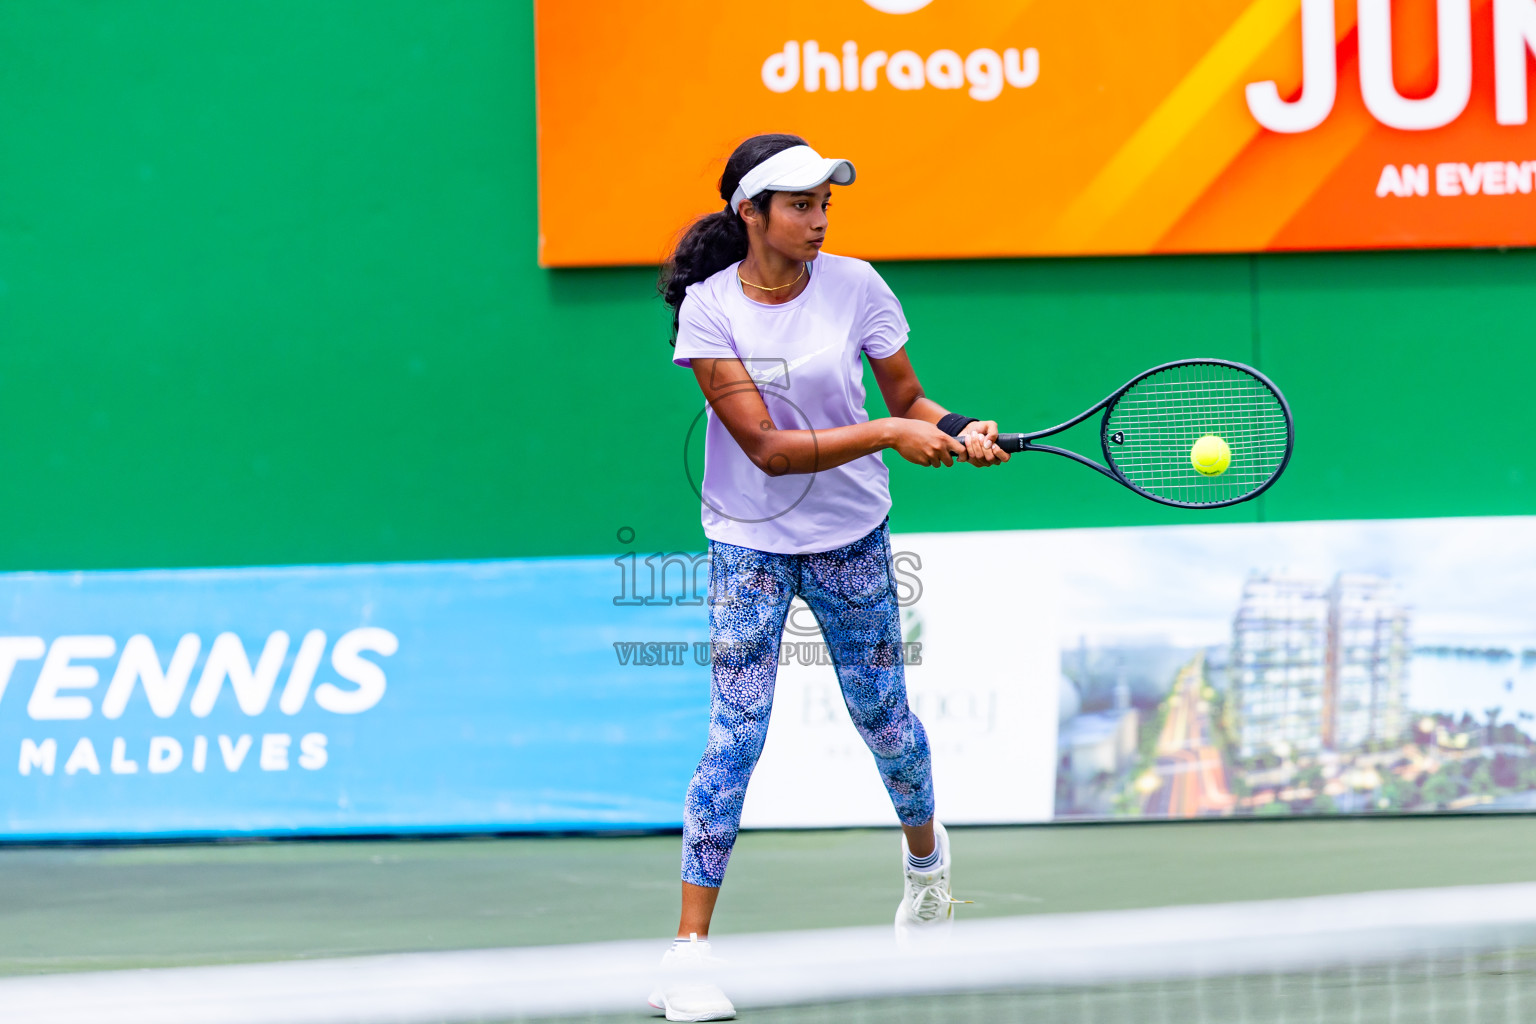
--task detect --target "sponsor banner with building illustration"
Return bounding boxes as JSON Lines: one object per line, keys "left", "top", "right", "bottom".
{"left": 536, "top": 0, "right": 1536, "bottom": 265}
{"left": 3, "top": 516, "right": 1533, "bottom": 837}
{"left": 618, "top": 515, "right": 1536, "bottom": 826}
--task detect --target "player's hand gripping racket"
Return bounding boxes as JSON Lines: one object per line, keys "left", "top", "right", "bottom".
{"left": 959, "top": 359, "right": 1293, "bottom": 509}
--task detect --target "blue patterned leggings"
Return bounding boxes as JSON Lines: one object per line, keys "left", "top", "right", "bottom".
{"left": 683, "top": 519, "right": 935, "bottom": 888}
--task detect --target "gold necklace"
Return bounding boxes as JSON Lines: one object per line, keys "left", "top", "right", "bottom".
{"left": 738, "top": 262, "right": 806, "bottom": 292}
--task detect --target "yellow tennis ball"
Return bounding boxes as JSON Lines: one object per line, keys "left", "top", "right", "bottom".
{"left": 1191, "top": 434, "right": 1231, "bottom": 476}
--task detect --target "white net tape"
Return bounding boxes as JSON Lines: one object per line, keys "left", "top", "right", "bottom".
{"left": 3, "top": 883, "right": 1535, "bottom": 1024}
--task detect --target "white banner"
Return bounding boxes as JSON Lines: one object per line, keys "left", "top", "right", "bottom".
{"left": 742, "top": 531, "right": 1061, "bottom": 827}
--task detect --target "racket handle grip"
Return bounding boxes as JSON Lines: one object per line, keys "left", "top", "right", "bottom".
{"left": 954, "top": 433, "right": 1027, "bottom": 460}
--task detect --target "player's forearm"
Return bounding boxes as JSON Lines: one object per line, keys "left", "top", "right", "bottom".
{"left": 876, "top": 379, "right": 942, "bottom": 422}
{"left": 740, "top": 420, "right": 896, "bottom": 476}
{"left": 900, "top": 396, "right": 949, "bottom": 424}
{"left": 901, "top": 397, "right": 992, "bottom": 437}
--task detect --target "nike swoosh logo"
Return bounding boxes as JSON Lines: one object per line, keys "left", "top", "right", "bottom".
{"left": 751, "top": 345, "right": 832, "bottom": 386}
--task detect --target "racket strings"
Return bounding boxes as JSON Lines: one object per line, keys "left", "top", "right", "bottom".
{"left": 1103, "top": 362, "right": 1290, "bottom": 506}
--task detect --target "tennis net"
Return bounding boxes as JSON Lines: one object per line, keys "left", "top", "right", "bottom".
{"left": 3, "top": 882, "right": 1535, "bottom": 1023}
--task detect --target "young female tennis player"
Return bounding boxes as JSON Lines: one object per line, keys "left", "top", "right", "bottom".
{"left": 651, "top": 134, "right": 1008, "bottom": 1021}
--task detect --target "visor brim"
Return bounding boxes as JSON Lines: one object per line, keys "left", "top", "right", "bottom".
{"left": 765, "top": 157, "right": 857, "bottom": 192}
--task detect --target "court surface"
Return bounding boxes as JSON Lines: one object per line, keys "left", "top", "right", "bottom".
{"left": 4, "top": 815, "right": 1536, "bottom": 978}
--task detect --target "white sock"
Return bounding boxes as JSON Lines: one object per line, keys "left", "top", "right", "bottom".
{"left": 672, "top": 934, "right": 706, "bottom": 949}
{"left": 906, "top": 846, "right": 942, "bottom": 872}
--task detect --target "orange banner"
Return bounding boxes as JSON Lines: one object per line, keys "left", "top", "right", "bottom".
{"left": 535, "top": 0, "right": 1536, "bottom": 266}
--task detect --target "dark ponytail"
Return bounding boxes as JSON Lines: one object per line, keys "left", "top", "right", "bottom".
{"left": 660, "top": 133, "right": 808, "bottom": 341}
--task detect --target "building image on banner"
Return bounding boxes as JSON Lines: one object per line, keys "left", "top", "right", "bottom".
{"left": 1051, "top": 517, "right": 1536, "bottom": 821}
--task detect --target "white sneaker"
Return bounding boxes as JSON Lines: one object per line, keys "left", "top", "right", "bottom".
{"left": 646, "top": 934, "right": 736, "bottom": 1022}
{"left": 894, "top": 821, "right": 969, "bottom": 943}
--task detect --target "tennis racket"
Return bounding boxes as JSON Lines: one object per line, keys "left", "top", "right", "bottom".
{"left": 958, "top": 358, "right": 1293, "bottom": 509}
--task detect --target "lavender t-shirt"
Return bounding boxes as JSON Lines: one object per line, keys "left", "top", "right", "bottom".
{"left": 673, "top": 252, "right": 909, "bottom": 554}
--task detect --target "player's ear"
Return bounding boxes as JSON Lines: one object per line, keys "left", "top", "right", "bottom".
{"left": 738, "top": 198, "right": 763, "bottom": 229}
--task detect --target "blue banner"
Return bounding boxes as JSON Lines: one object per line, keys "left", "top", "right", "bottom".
{"left": 0, "top": 558, "right": 710, "bottom": 839}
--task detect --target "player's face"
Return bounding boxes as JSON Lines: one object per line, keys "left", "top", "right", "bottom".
{"left": 764, "top": 184, "right": 831, "bottom": 262}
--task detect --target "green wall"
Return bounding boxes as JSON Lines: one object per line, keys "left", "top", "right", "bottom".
{"left": 1, "top": 1, "right": 1531, "bottom": 571}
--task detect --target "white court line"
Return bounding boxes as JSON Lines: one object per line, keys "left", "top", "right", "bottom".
{"left": 3, "top": 883, "right": 1536, "bottom": 1023}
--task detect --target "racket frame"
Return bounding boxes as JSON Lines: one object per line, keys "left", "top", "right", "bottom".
{"left": 983, "top": 358, "right": 1294, "bottom": 509}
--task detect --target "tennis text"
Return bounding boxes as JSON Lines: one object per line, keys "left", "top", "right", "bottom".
{"left": 0, "top": 628, "right": 397, "bottom": 721}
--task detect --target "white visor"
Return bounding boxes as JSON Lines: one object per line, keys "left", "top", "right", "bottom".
{"left": 730, "top": 145, "right": 856, "bottom": 211}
